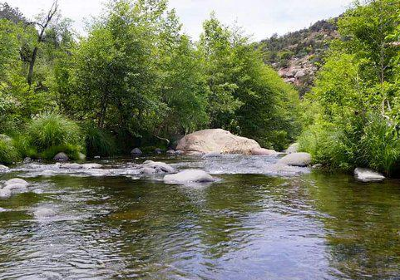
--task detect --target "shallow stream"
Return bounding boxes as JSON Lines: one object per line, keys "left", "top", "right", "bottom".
{"left": 0, "top": 155, "right": 399, "bottom": 279}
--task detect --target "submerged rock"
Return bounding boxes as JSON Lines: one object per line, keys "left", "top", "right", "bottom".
{"left": 251, "top": 148, "right": 278, "bottom": 156}
{"left": 59, "top": 163, "right": 102, "bottom": 170}
{"left": 176, "top": 129, "right": 261, "bottom": 155}
{"left": 34, "top": 208, "right": 56, "bottom": 219}
{"left": 164, "top": 169, "right": 215, "bottom": 184}
{"left": 131, "top": 148, "right": 142, "bottom": 156}
{"left": 286, "top": 143, "right": 300, "bottom": 154}
{"left": 203, "top": 152, "right": 222, "bottom": 158}
{"left": 278, "top": 152, "right": 312, "bottom": 167}
{"left": 354, "top": 168, "right": 385, "bottom": 182}
{"left": 54, "top": 152, "right": 69, "bottom": 162}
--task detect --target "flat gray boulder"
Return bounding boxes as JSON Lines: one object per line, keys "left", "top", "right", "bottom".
{"left": 177, "top": 129, "right": 261, "bottom": 155}
{"left": 164, "top": 169, "right": 215, "bottom": 184}
{"left": 355, "top": 168, "right": 385, "bottom": 182}
{"left": 278, "top": 152, "right": 312, "bottom": 167}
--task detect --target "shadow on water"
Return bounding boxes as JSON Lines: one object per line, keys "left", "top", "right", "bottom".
{"left": 0, "top": 159, "right": 400, "bottom": 279}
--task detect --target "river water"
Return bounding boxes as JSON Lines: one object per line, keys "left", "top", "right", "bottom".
{"left": 0, "top": 155, "right": 399, "bottom": 280}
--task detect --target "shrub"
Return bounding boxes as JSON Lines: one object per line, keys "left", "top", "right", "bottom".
{"left": 299, "top": 114, "right": 400, "bottom": 176}
{"left": 84, "top": 125, "right": 117, "bottom": 157}
{"left": 26, "top": 113, "right": 84, "bottom": 159}
{"left": 0, "top": 138, "right": 20, "bottom": 165}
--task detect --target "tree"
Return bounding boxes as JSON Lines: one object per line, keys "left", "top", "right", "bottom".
{"left": 27, "top": 0, "right": 59, "bottom": 86}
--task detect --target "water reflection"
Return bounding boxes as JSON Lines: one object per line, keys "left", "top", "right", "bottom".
{"left": 0, "top": 159, "right": 399, "bottom": 279}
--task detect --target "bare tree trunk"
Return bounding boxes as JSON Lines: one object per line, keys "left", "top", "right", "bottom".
{"left": 27, "top": 0, "right": 58, "bottom": 86}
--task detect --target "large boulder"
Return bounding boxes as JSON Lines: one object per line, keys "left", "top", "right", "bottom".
{"left": 164, "top": 169, "right": 215, "bottom": 184}
{"left": 278, "top": 152, "right": 312, "bottom": 167}
{"left": 54, "top": 152, "right": 69, "bottom": 162}
{"left": 176, "top": 129, "right": 261, "bottom": 155}
{"left": 354, "top": 168, "right": 385, "bottom": 182}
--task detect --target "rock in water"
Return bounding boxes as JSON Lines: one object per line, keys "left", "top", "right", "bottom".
{"left": 0, "top": 188, "right": 11, "bottom": 198}
{"left": 140, "top": 160, "right": 176, "bottom": 174}
{"left": 164, "top": 169, "right": 215, "bottom": 184}
{"left": 54, "top": 152, "right": 69, "bottom": 162}
{"left": 251, "top": 148, "right": 278, "bottom": 156}
{"left": 286, "top": 143, "right": 299, "bottom": 154}
{"left": 131, "top": 148, "right": 142, "bottom": 156}
{"left": 5, "top": 178, "right": 30, "bottom": 188}
{"left": 354, "top": 168, "right": 385, "bottom": 182}
{"left": 278, "top": 152, "right": 312, "bottom": 167}
{"left": 176, "top": 129, "right": 261, "bottom": 155}
{"left": 34, "top": 208, "right": 56, "bottom": 219}
{"left": 0, "top": 165, "right": 9, "bottom": 171}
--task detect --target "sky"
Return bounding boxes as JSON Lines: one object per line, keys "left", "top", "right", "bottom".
{"left": 9, "top": 0, "right": 354, "bottom": 41}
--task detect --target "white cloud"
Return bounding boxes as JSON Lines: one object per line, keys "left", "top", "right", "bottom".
{"left": 9, "top": 0, "right": 353, "bottom": 41}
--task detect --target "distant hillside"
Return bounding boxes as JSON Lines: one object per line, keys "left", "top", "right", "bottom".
{"left": 257, "top": 19, "right": 339, "bottom": 96}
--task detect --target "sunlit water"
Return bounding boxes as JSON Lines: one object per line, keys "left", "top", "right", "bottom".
{"left": 0, "top": 155, "right": 400, "bottom": 280}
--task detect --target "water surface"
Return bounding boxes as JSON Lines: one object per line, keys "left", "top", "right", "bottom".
{"left": 0, "top": 155, "right": 399, "bottom": 279}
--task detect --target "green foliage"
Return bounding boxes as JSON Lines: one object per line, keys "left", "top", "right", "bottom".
{"left": 84, "top": 125, "right": 117, "bottom": 158}
{"left": 301, "top": 0, "right": 400, "bottom": 176}
{"left": 26, "top": 113, "right": 84, "bottom": 156}
{"left": 0, "top": 137, "right": 20, "bottom": 165}
{"left": 1, "top": 1, "right": 301, "bottom": 157}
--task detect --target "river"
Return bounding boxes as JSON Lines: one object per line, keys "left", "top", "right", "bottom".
{"left": 0, "top": 155, "right": 399, "bottom": 279}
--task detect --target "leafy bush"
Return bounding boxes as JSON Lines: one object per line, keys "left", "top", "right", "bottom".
{"left": 0, "top": 138, "right": 20, "bottom": 165}
{"left": 26, "top": 113, "right": 84, "bottom": 159}
{"left": 84, "top": 125, "right": 117, "bottom": 158}
{"left": 300, "top": 114, "right": 400, "bottom": 176}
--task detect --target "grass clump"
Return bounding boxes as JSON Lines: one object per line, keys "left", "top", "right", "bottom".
{"left": 26, "top": 113, "right": 84, "bottom": 160}
{"left": 299, "top": 113, "right": 400, "bottom": 176}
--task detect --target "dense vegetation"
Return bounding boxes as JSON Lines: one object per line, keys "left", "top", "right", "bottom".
{"left": 300, "top": 0, "right": 400, "bottom": 176}
{"left": 0, "top": 0, "right": 300, "bottom": 164}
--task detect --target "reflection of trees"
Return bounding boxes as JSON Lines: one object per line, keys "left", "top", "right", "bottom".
{"left": 307, "top": 172, "right": 400, "bottom": 279}
{"left": 100, "top": 174, "right": 275, "bottom": 278}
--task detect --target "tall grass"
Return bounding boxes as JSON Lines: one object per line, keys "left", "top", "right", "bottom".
{"left": 84, "top": 125, "right": 117, "bottom": 157}
{"left": 26, "top": 113, "right": 84, "bottom": 160}
{"left": 299, "top": 113, "right": 400, "bottom": 176}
